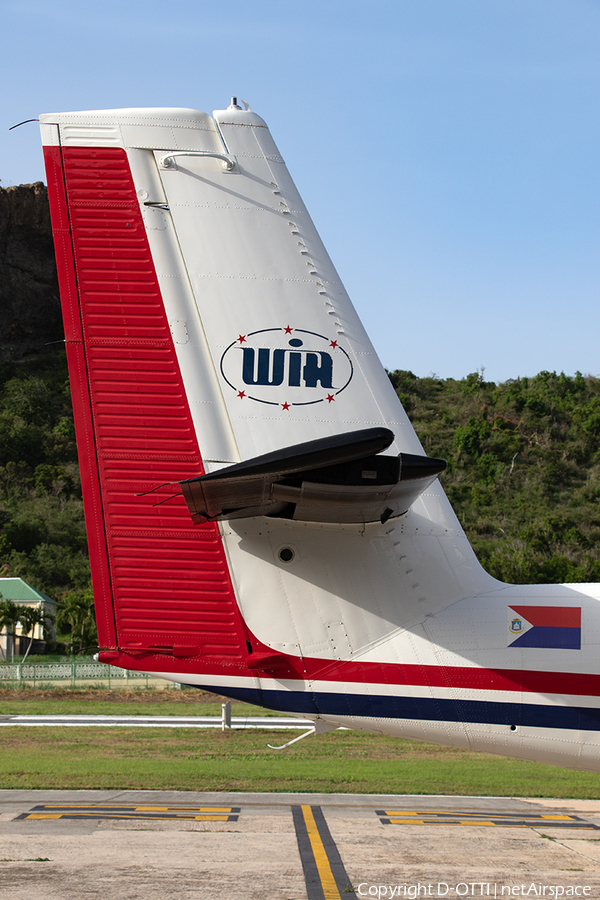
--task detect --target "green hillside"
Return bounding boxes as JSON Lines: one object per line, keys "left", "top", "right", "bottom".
{"left": 390, "top": 367, "right": 600, "bottom": 584}
{"left": 0, "top": 350, "right": 88, "bottom": 598}
{"left": 1, "top": 352, "right": 599, "bottom": 604}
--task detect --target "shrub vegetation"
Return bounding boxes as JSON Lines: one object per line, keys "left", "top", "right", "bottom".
{"left": 389, "top": 367, "right": 600, "bottom": 584}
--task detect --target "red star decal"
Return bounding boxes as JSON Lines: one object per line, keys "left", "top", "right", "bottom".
{"left": 237, "top": 391, "right": 246, "bottom": 399}
{"left": 281, "top": 402, "right": 291, "bottom": 411}
{"left": 326, "top": 394, "right": 335, "bottom": 403}
{"left": 329, "top": 340, "right": 338, "bottom": 349}
{"left": 238, "top": 334, "right": 246, "bottom": 343}
{"left": 284, "top": 325, "right": 293, "bottom": 334}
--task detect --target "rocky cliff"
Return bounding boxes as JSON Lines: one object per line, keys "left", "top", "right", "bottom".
{"left": 0, "top": 183, "right": 62, "bottom": 362}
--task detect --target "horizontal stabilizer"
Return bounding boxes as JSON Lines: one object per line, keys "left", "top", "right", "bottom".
{"left": 179, "top": 428, "right": 446, "bottom": 525}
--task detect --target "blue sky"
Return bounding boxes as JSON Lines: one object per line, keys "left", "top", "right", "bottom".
{"left": 2, "top": 0, "right": 600, "bottom": 383}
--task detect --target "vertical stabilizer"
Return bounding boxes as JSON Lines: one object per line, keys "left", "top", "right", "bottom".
{"left": 40, "top": 103, "right": 493, "bottom": 685}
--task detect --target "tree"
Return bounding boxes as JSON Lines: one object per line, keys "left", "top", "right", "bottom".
{"left": 56, "top": 589, "right": 96, "bottom": 655}
{"left": 19, "top": 605, "right": 54, "bottom": 663}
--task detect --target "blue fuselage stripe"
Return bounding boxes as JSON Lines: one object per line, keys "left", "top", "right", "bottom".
{"left": 194, "top": 685, "right": 600, "bottom": 732}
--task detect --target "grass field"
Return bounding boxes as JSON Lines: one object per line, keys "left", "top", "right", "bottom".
{"left": 1, "top": 689, "right": 600, "bottom": 798}
{"left": 0, "top": 687, "right": 275, "bottom": 718}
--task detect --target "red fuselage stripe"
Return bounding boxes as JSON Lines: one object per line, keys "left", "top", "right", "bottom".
{"left": 110, "top": 642, "right": 600, "bottom": 697}
{"left": 300, "top": 657, "right": 600, "bottom": 696}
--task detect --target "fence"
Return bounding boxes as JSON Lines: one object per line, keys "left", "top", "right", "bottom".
{"left": 0, "top": 659, "right": 178, "bottom": 690}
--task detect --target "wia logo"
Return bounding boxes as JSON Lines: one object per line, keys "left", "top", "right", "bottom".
{"left": 242, "top": 339, "right": 333, "bottom": 388}
{"left": 220, "top": 327, "right": 353, "bottom": 409}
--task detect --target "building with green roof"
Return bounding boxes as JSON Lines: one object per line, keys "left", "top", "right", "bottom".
{"left": 0, "top": 577, "right": 57, "bottom": 658}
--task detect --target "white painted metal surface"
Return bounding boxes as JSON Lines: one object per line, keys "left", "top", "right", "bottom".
{"left": 0, "top": 715, "right": 314, "bottom": 729}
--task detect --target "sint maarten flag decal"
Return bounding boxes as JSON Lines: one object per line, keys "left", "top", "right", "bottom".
{"left": 508, "top": 606, "right": 581, "bottom": 650}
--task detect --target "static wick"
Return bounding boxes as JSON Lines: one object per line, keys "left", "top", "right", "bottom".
{"left": 9, "top": 118, "right": 39, "bottom": 131}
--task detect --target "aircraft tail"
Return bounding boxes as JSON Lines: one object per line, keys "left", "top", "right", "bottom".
{"left": 40, "top": 102, "right": 494, "bottom": 686}
{"left": 38, "top": 102, "right": 600, "bottom": 772}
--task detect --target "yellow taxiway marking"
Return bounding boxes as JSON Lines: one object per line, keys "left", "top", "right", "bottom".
{"left": 379, "top": 809, "right": 596, "bottom": 829}
{"left": 132, "top": 806, "right": 233, "bottom": 813}
{"left": 24, "top": 814, "right": 62, "bottom": 820}
{"left": 541, "top": 815, "right": 575, "bottom": 820}
{"left": 459, "top": 821, "right": 526, "bottom": 827}
{"left": 23, "top": 813, "right": 231, "bottom": 821}
{"left": 383, "top": 810, "right": 572, "bottom": 820}
{"left": 301, "top": 804, "right": 344, "bottom": 900}
{"left": 26, "top": 805, "right": 234, "bottom": 813}
{"left": 17, "top": 804, "right": 240, "bottom": 823}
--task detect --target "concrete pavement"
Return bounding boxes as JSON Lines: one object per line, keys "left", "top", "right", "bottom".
{"left": 2, "top": 791, "right": 600, "bottom": 899}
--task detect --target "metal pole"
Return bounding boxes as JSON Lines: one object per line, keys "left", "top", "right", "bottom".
{"left": 221, "top": 700, "right": 232, "bottom": 731}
